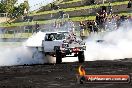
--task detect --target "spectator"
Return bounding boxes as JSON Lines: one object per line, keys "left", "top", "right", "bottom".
{"left": 79, "top": 21, "right": 85, "bottom": 38}
{"left": 79, "top": 21, "right": 85, "bottom": 30}
{"left": 127, "top": 0, "right": 132, "bottom": 8}
{"left": 93, "top": 20, "right": 98, "bottom": 32}
{"left": 96, "top": 13, "right": 100, "bottom": 25}
{"left": 128, "top": 15, "right": 132, "bottom": 22}
{"left": 35, "top": 22, "right": 40, "bottom": 33}
{"left": 91, "top": 0, "right": 95, "bottom": 4}
{"left": 115, "top": 15, "right": 120, "bottom": 28}
{"left": 88, "top": 20, "right": 94, "bottom": 32}
{"left": 50, "top": 3, "right": 53, "bottom": 10}
{"left": 108, "top": 2, "right": 113, "bottom": 15}
{"left": 51, "top": 3, "right": 55, "bottom": 10}
{"left": 59, "top": 11, "right": 65, "bottom": 18}
{"left": 77, "top": 5, "right": 131, "bottom": 34}
{"left": 102, "top": 10, "right": 107, "bottom": 19}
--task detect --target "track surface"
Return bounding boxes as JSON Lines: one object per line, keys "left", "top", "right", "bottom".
{"left": 0, "top": 59, "right": 132, "bottom": 88}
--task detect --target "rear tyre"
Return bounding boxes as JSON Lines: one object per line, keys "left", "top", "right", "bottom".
{"left": 78, "top": 51, "right": 85, "bottom": 63}
{"left": 56, "top": 50, "right": 62, "bottom": 64}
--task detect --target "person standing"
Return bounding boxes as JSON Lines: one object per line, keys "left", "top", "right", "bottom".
{"left": 108, "top": 2, "right": 112, "bottom": 15}
{"left": 79, "top": 21, "right": 85, "bottom": 40}
{"left": 127, "top": 0, "right": 132, "bottom": 8}
{"left": 35, "top": 22, "right": 40, "bottom": 33}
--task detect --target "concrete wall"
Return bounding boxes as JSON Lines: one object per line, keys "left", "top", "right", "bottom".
{"left": 67, "top": 4, "right": 131, "bottom": 17}
{"left": 16, "top": 12, "right": 60, "bottom": 22}
{"left": 40, "top": 0, "right": 127, "bottom": 11}
{"left": 59, "top": 1, "right": 84, "bottom": 9}
{"left": 33, "top": 13, "right": 59, "bottom": 21}
{"left": 112, "top": 4, "right": 131, "bottom": 13}
{"left": 62, "top": 0, "right": 73, "bottom": 2}
{"left": 16, "top": 3, "right": 131, "bottom": 22}
{"left": 59, "top": 0, "right": 128, "bottom": 9}
{"left": 32, "top": 4, "right": 131, "bottom": 21}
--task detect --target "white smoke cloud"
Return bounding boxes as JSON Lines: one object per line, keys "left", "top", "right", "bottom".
{"left": 85, "top": 20, "right": 132, "bottom": 61}
{"left": 0, "top": 31, "right": 46, "bottom": 66}
{"left": 0, "top": 46, "right": 44, "bottom": 66}
{"left": 25, "top": 31, "right": 46, "bottom": 47}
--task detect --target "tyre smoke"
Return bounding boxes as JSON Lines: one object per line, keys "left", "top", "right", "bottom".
{"left": 0, "top": 46, "right": 44, "bottom": 66}
{"left": 25, "top": 31, "right": 46, "bottom": 47}
{"left": 85, "top": 20, "right": 132, "bottom": 61}
{"left": 0, "top": 32, "right": 45, "bottom": 66}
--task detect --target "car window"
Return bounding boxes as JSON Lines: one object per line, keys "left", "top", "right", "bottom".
{"left": 45, "top": 34, "right": 55, "bottom": 41}
{"left": 55, "top": 34, "right": 65, "bottom": 40}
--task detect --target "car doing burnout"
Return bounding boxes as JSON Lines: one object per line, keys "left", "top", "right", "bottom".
{"left": 37, "top": 31, "right": 86, "bottom": 64}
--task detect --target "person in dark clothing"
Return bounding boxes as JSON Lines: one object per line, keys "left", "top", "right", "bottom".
{"left": 88, "top": 20, "right": 93, "bottom": 32}
{"left": 127, "top": 0, "right": 132, "bottom": 8}
{"left": 108, "top": 2, "right": 112, "bottom": 14}
{"left": 91, "top": 0, "right": 95, "bottom": 4}
{"left": 93, "top": 20, "right": 98, "bottom": 32}
{"left": 102, "top": 10, "right": 107, "bottom": 18}
{"left": 59, "top": 11, "right": 65, "bottom": 18}
{"left": 120, "top": 15, "right": 126, "bottom": 22}
{"left": 52, "top": 3, "right": 55, "bottom": 10}
{"left": 96, "top": 13, "right": 100, "bottom": 25}
{"left": 50, "top": 3, "right": 53, "bottom": 10}
{"left": 35, "top": 22, "right": 40, "bottom": 33}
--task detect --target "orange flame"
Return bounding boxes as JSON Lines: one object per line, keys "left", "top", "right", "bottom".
{"left": 78, "top": 65, "right": 86, "bottom": 76}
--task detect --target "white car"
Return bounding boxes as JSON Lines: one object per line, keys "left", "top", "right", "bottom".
{"left": 38, "top": 31, "right": 86, "bottom": 64}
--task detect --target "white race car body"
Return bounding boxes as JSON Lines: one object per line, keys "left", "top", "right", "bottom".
{"left": 43, "top": 40, "right": 63, "bottom": 52}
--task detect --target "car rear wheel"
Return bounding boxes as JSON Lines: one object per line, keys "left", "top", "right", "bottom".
{"left": 56, "top": 50, "right": 62, "bottom": 64}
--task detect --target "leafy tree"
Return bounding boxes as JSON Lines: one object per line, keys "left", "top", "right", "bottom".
{"left": 0, "top": 0, "right": 17, "bottom": 15}
{"left": 16, "top": 1, "right": 30, "bottom": 16}
{"left": 6, "top": 0, "right": 16, "bottom": 13}
{"left": 11, "top": 3, "right": 25, "bottom": 18}
{"left": 0, "top": 0, "right": 30, "bottom": 18}
{"left": 0, "top": 3, "right": 3, "bottom": 13}
{"left": 0, "top": 0, "right": 6, "bottom": 13}
{"left": 18, "top": 3, "right": 25, "bottom": 15}
{"left": 23, "top": 1, "right": 30, "bottom": 12}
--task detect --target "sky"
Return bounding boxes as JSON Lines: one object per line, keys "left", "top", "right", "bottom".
{"left": 17, "top": 0, "right": 55, "bottom": 11}
{"left": 7, "top": 0, "right": 54, "bottom": 11}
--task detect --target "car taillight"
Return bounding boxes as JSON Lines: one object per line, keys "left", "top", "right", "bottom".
{"left": 72, "top": 48, "right": 80, "bottom": 51}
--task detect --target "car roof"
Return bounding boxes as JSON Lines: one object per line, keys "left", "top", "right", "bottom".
{"left": 40, "top": 31, "right": 69, "bottom": 35}
{"left": 45, "top": 32, "right": 61, "bottom": 34}
{"left": 59, "top": 31, "right": 69, "bottom": 33}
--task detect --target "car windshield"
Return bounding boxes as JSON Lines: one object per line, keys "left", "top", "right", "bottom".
{"left": 55, "top": 34, "right": 65, "bottom": 40}
{"left": 45, "top": 33, "right": 65, "bottom": 41}
{"left": 59, "top": 32, "right": 69, "bottom": 38}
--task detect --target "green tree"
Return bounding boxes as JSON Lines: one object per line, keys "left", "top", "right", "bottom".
{"left": 23, "top": 1, "right": 30, "bottom": 12}
{"left": 0, "top": 0, "right": 5, "bottom": 13}
{"left": 0, "top": 0, "right": 30, "bottom": 18}
{"left": 0, "top": 2, "right": 3, "bottom": 13}
{"left": 16, "top": 1, "right": 30, "bottom": 16}
{"left": 18, "top": 3, "right": 25, "bottom": 15}
{"left": 0, "top": 0, "right": 17, "bottom": 15}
